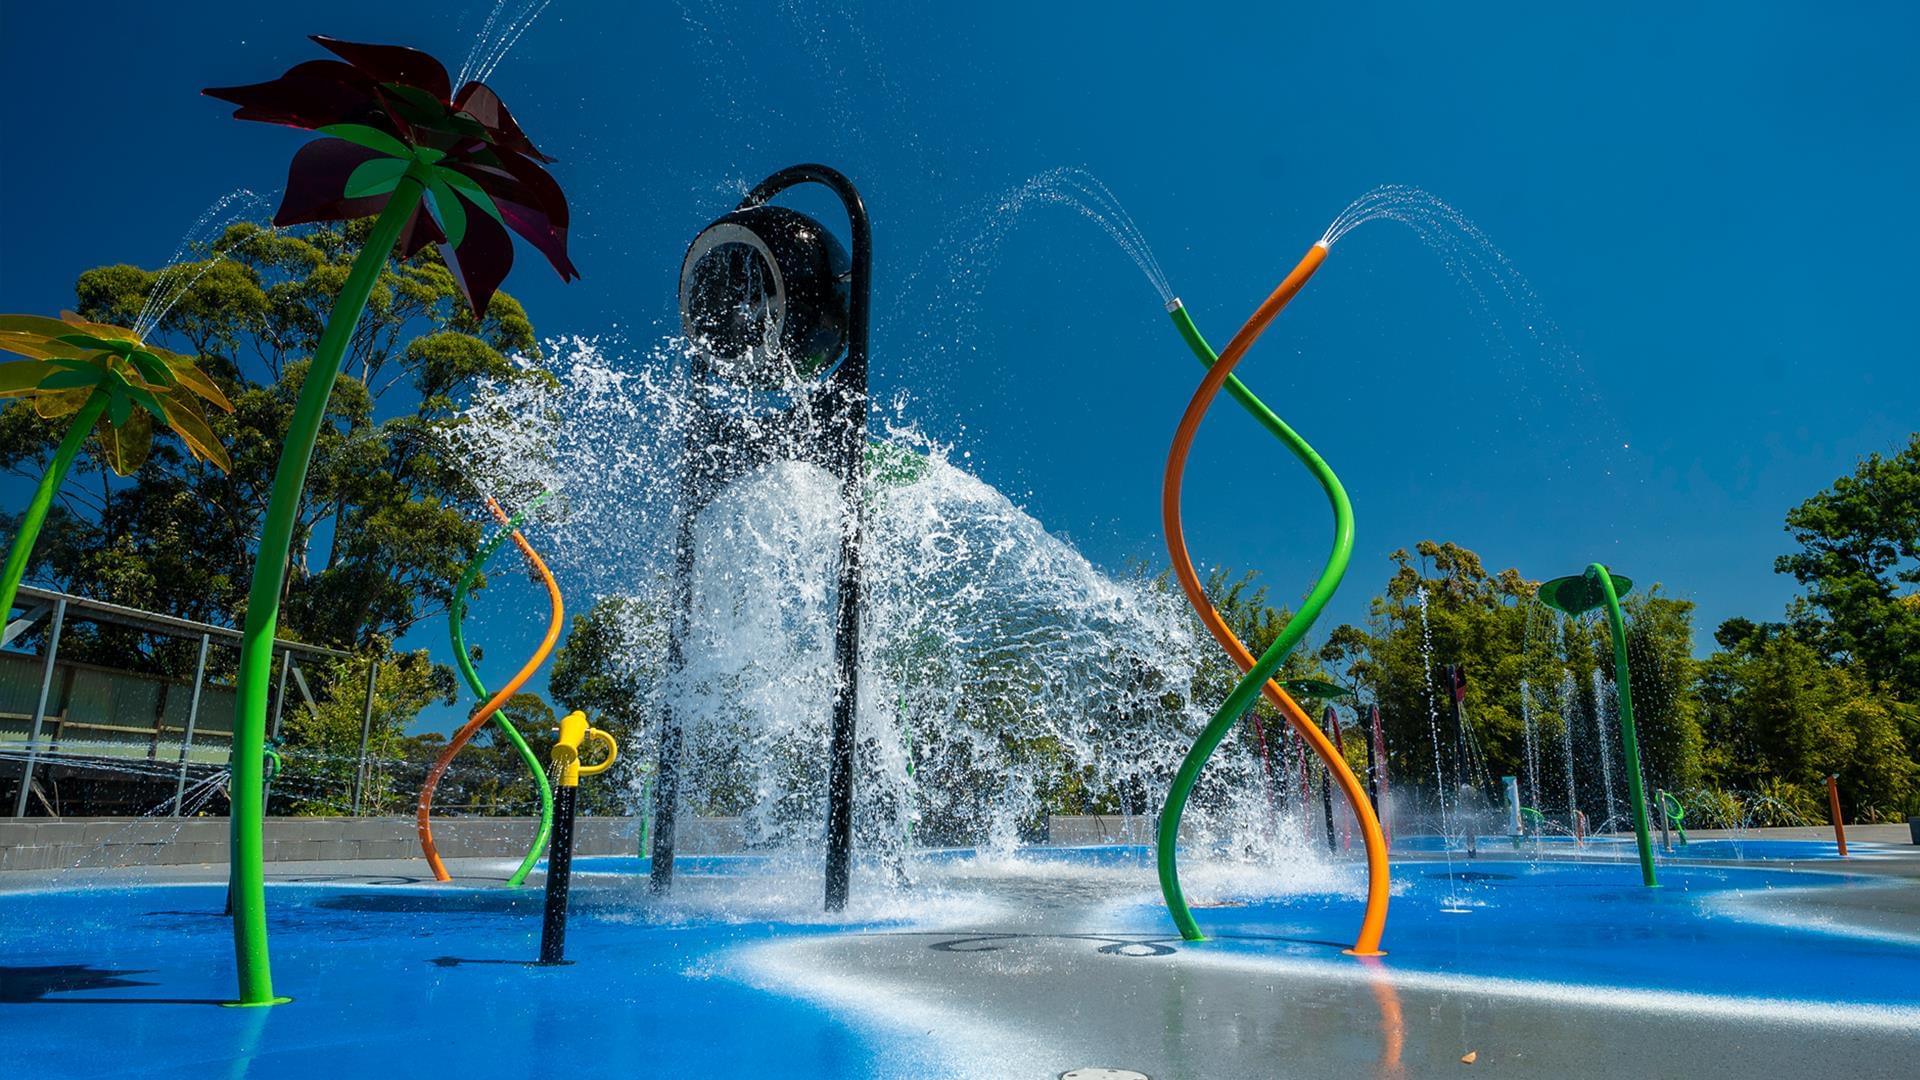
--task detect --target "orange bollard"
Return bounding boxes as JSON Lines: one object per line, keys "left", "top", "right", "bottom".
{"left": 1827, "top": 774, "right": 1848, "bottom": 857}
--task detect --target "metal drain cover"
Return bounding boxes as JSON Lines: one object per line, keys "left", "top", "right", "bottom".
{"left": 1061, "top": 1071, "right": 1151, "bottom": 1080}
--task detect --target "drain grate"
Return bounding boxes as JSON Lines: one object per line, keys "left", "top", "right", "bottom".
{"left": 1060, "top": 1071, "right": 1151, "bottom": 1080}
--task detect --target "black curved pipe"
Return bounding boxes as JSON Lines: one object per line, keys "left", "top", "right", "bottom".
{"left": 738, "top": 165, "right": 872, "bottom": 913}
{"left": 649, "top": 164, "right": 872, "bottom": 913}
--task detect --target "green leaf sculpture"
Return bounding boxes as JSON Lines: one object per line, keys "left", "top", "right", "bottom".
{"left": 0, "top": 312, "right": 234, "bottom": 621}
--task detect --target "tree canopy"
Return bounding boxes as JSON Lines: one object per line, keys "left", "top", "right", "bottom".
{"left": 1, "top": 221, "right": 553, "bottom": 666}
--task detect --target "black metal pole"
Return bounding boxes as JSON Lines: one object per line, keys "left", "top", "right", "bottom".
{"left": 1319, "top": 707, "right": 1338, "bottom": 853}
{"left": 740, "top": 165, "right": 872, "bottom": 914}
{"left": 539, "top": 784, "right": 578, "bottom": 965}
{"left": 649, "top": 458, "right": 697, "bottom": 894}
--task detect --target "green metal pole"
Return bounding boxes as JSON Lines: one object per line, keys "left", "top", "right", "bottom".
{"left": 0, "top": 391, "right": 109, "bottom": 621}
{"left": 1157, "top": 301, "right": 1355, "bottom": 941}
{"left": 226, "top": 170, "right": 428, "bottom": 1007}
{"left": 1592, "top": 563, "right": 1658, "bottom": 888}
{"left": 450, "top": 495, "right": 557, "bottom": 887}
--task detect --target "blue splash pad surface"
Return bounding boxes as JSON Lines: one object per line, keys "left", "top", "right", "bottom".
{"left": 1393, "top": 834, "right": 1884, "bottom": 861}
{"left": 0, "top": 880, "right": 936, "bottom": 1080}
{"left": 1105, "top": 854, "right": 1920, "bottom": 1009}
{"left": 581, "top": 847, "right": 1920, "bottom": 1007}
{"left": 4, "top": 849, "right": 1916, "bottom": 1078}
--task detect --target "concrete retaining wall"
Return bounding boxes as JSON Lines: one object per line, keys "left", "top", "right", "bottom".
{"left": 0, "top": 815, "right": 747, "bottom": 872}
{"left": 0, "top": 813, "right": 1164, "bottom": 872}
{"left": 7, "top": 815, "right": 1911, "bottom": 873}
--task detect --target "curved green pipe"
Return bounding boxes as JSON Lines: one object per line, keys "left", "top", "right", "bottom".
{"left": 1593, "top": 564, "right": 1658, "bottom": 887}
{"left": 1169, "top": 303, "right": 1302, "bottom": 446}
{"left": 1158, "top": 300, "right": 1356, "bottom": 942}
{"left": 228, "top": 171, "right": 429, "bottom": 1006}
{"left": 452, "top": 491, "right": 558, "bottom": 887}
{"left": 1659, "top": 790, "right": 1688, "bottom": 845}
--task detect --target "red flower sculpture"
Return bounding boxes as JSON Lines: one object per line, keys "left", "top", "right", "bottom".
{"left": 206, "top": 36, "right": 578, "bottom": 312}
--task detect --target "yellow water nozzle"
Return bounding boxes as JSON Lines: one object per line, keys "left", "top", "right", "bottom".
{"left": 552, "top": 710, "right": 617, "bottom": 787}
{"left": 577, "top": 728, "right": 618, "bottom": 778}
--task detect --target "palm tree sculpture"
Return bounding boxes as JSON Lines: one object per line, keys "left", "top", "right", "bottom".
{"left": 205, "top": 34, "right": 576, "bottom": 1006}
{"left": 0, "top": 313, "right": 233, "bottom": 620}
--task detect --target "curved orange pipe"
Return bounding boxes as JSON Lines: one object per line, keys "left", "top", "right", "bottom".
{"left": 1162, "top": 242, "right": 1390, "bottom": 956}
{"left": 416, "top": 511, "right": 564, "bottom": 882}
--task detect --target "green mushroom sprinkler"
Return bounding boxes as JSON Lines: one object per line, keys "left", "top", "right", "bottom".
{"left": 1537, "top": 564, "right": 1659, "bottom": 888}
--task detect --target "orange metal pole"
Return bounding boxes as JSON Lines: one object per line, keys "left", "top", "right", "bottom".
{"left": 416, "top": 515, "right": 565, "bottom": 882}
{"left": 1827, "top": 774, "right": 1848, "bottom": 857}
{"left": 1162, "top": 242, "right": 1390, "bottom": 956}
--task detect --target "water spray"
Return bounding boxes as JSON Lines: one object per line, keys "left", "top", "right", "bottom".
{"left": 660, "top": 164, "right": 871, "bottom": 912}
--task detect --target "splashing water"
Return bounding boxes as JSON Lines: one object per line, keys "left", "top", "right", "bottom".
{"left": 1519, "top": 677, "right": 1540, "bottom": 812}
{"left": 423, "top": 178, "right": 1628, "bottom": 903}
{"left": 981, "top": 167, "right": 1175, "bottom": 304}
{"left": 438, "top": 336, "right": 1320, "bottom": 874}
{"left": 131, "top": 189, "right": 273, "bottom": 340}
{"left": 1558, "top": 666, "right": 1580, "bottom": 831}
{"left": 1414, "top": 587, "right": 1468, "bottom": 910}
{"left": 1590, "top": 667, "right": 1621, "bottom": 833}
{"left": 892, "top": 167, "right": 1174, "bottom": 380}
{"left": 458, "top": 0, "right": 556, "bottom": 86}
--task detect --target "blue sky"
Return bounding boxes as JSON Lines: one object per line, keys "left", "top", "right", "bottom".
{"left": 3, "top": 2, "right": 1916, "bottom": 726}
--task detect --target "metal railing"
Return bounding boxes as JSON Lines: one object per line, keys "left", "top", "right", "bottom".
{"left": 2, "top": 585, "right": 379, "bottom": 817}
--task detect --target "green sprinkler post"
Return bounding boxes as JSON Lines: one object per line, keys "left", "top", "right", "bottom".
{"left": 452, "top": 494, "right": 558, "bottom": 888}
{"left": 224, "top": 173, "right": 430, "bottom": 1006}
{"left": 1658, "top": 790, "right": 1688, "bottom": 847}
{"left": 209, "top": 35, "right": 580, "bottom": 1003}
{"left": 224, "top": 743, "right": 282, "bottom": 919}
{"left": 1538, "top": 564, "right": 1658, "bottom": 888}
